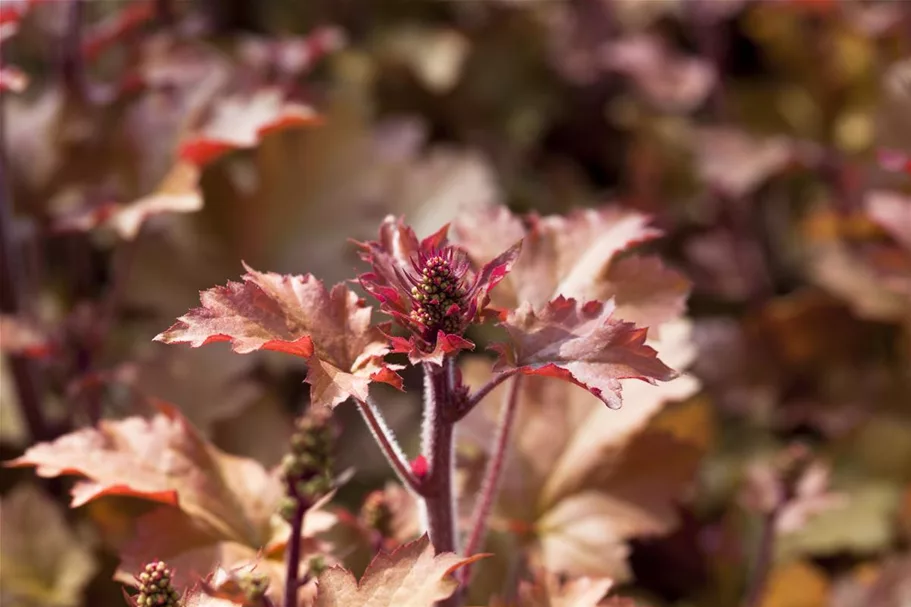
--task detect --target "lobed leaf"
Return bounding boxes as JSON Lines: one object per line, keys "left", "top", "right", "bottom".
{"left": 453, "top": 205, "right": 689, "bottom": 331}
{"left": 315, "top": 535, "right": 485, "bottom": 607}
{"left": 493, "top": 297, "right": 677, "bottom": 409}
{"left": 155, "top": 264, "right": 402, "bottom": 408}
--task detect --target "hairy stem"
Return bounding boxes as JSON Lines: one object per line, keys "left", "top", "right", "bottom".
{"left": 743, "top": 509, "right": 777, "bottom": 607}
{"left": 355, "top": 397, "right": 421, "bottom": 493}
{"left": 461, "top": 375, "right": 522, "bottom": 584}
{"left": 421, "top": 363, "right": 457, "bottom": 556}
{"left": 283, "top": 500, "right": 307, "bottom": 607}
{"left": 455, "top": 368, "right": 519, "bottom": 422}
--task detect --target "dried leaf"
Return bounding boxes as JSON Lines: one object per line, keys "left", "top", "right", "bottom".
{"left": 315, "top": 535, "right": 483, "bottom": 607}
{"left": 493, "top": 297, "right": 677, "bottom": 409}
{"left": 0, "top": 484, "right": 98, "bottom": 607}
{"left": 154, "top": 264, "right": 402, "bottom": 408}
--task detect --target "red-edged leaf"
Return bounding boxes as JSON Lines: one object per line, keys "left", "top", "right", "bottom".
{"left": 178, "top": 89, "right": 321, "bottom": 166}
{"left": 315, "top": 534, "right": 486, "bottom": 607}
{"left": 493, "top": 297, "right": 677, "bottom": 409}
{"left": 7, "top": 403, "right": 283, "bottom": 545}
{"left": 155, "top": 264, "right": 402, "bottom": 408}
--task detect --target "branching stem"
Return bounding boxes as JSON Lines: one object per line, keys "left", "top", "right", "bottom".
{"left": 461, "top": 375, "right": 522, "bottom": 583}
{"left": 355, "top": 397, "right": 421, "bottom": 494}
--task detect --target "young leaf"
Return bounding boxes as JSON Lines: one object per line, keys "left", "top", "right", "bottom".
{"left": 154, "top": 264, "right": 403, "bottom": 408}
{"left": 357, "top": 215, "right": 520, "bottom": 364}
{"left": 492, "top": 297, "right": 677, "bottom": 409}
{"left": 315, "top": 535, "right": 484, "bottom": 607}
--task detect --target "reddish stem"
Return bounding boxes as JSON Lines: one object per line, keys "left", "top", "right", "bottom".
{"left": 283, "top": 500, "right": 306, "bottom": 607}
{"left": 422, "top": 362, "right": 457, "bottom": 557}
{"left": 461, "top": 375, "right": 522, "bottom": 585}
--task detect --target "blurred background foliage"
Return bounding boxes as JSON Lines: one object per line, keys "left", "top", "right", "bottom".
{"left": 1, "top": 1, "right": 910, "bottom": 606}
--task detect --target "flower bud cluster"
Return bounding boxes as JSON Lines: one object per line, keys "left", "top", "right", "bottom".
{"left": 278, "top": 411, "right": 334, "bottom": 520}
{"left": 409, "top": 254, "right": 466, "bottom": 336}
{"left": 133, "top": 561, "right": 180, "bottom": 607}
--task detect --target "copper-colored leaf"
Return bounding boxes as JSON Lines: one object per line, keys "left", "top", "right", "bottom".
{"left": 315, "top": 535, "right": 484, "bottom": 607}
{"left": 493, "top": 297, "right": 677, "bottom": 409}
{"left": 453, "top": 205, "right": 688, "bottom": 331}
{"left": 8, "top": 403, "right": 283, "bottom": 546}
{"left": 460, "top": 324, "right": 701, "bottom": 582}
{"left": 154, "top": 264, "right": 402, "bottom": 408}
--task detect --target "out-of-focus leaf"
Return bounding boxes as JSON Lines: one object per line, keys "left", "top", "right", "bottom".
{"left": 513, "top": 570, "right": 613, "bottom": 607}
{"left": 691, "top": 128, "right": 803, "bottom": 198}
{"left": 601, "top": 34, "right": 716, "bottom": 113}
{"left": 0, "top": 484, "right": 98, "bottom": 607}
{"left": 178, "top": 89, "right": 321, "bottom": 167}
{"left": 454, "top": 205, "right": 689, "bottom": 331}
{"left": 8, "top": 403, "right": 284, "bottom": 543}
{"left": 54, "top": 161, "right": 203, "bottom": 239}
{"left": 460, "top": 319, "right": 701, "bottom": 582}
{"left": 379, "top": 26, "right": 470, "bottom": 93}
{"left": 831, "top": 557, "right": 911, "bottom": 607}
{"left": 154, "top": 265, "right": 403, "bottom": 408}
{"left": 758, "top": 560, "right": 829, "bottom": 607}
{"left": 315, "top": 535, "right": 484, "bottom": 607}
{"left": 777, "top": 481, "right": 901, "bottom": 558}
{"left": 493, "top": 297, "right": 678, "bottom": 409}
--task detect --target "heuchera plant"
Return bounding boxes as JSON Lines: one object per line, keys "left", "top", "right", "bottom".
{"left": 145, "top": 213, "right": 677, "bottom": 605}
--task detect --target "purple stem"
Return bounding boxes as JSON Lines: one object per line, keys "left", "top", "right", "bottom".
{"left": 461, "top": 375, "right": 522, "bottom": 585}
{"left": 283, "top": 500, "right": 306, "bottom": 607}
{"left": 356, "top": 397, "right": 421, "bottom": 494}
{"left": 421, "top": 362, "right": 457, "bottom": 557}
